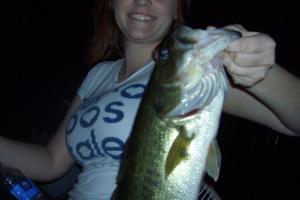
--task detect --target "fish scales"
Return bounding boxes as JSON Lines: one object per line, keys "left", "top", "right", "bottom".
{"left": 112, "top": 26, "right": 241, "bottom": 200}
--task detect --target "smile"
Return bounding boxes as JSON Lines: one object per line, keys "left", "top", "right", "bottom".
{"left": 128, "top": 13, "right": 156, "bottom": 22}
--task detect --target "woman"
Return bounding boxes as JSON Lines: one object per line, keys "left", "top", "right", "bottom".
{"left": 0, "top": 0, "right": 299, "bottom": 199}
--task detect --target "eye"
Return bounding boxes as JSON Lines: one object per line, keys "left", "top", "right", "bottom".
{"left": 159, "top": 48, "right": 169, "bottom": 60}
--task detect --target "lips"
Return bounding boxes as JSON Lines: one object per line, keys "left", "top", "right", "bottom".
{"left": 128, "top": 13, "right": 156, "bottom": 22}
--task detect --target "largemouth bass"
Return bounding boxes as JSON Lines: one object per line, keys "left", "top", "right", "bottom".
{"left": 112, "top": 26, "right": 241, "bottom": 200}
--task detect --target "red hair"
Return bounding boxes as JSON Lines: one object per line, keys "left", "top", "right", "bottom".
{"left": 86, "top": 0, "right": 191, "bottom": 66}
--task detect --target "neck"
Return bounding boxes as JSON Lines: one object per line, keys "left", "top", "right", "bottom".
{"left": 120, "top": 41, "right": 158, "bottom": 80}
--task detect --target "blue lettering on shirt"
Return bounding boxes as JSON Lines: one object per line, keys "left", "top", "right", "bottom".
{"left": 66, "top": 114, "right": 78, "bottom": 135}
{"left": 103, "top": 101, "right": 124, "bottom": 123}
{"left": 102, "top": 137, "right": 124, "bottom": 159}
{"left": 81, "top": 95, "right": 101, "bottom": 109}
{"left": 75, "top": 130, "right": 125, "bottom": 161}
{"left": 76, "top": 139, "right": 97, "bottom": 160}
{"left": 91, "top": 129, "right": 105, "bottom": 157}
{"left": 80, "top": 106, "right": 100, "bottom": 128}
{"left": 69, "top": 82, "right": 147, "bottom": 163}
{"left": 121, "top": 83, "right": 145, "bottom": 99}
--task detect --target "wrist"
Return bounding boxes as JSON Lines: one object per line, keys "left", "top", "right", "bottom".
{"left": 245, "top": 63, "right": 278, "bottom": 95}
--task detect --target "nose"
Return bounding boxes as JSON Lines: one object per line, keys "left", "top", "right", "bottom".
{"left": 134, "top": 0, "right": 151, "bottom": 6}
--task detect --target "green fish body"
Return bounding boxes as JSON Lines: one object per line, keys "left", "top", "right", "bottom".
{"left": 112, "top": 26, "right": 241, "bottom": 200}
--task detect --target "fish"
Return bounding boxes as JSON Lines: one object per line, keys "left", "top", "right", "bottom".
{"left": 112, "top": 25, "right": 241, "bottom": 200}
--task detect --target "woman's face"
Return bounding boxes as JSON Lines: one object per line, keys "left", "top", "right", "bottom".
{"left": 112, "top": 0, "right": 177, "bottom": 46}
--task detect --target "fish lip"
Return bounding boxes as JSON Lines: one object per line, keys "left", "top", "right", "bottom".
{"left": 127, "top": 12, "right": 157, "bottom": 22}
{"left": 164, "top": 108, "right": 201, "bottom": 120}
{"left": 176, "top": 108, "right": 200, "bottom": 118}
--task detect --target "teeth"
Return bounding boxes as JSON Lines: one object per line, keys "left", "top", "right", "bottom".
{"left": 130, "top": 14, "right": 154, "bottom": 21}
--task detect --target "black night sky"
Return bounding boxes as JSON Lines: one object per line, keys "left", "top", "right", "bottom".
{"left": 0, "top": 1, "right": 300, "bottom": 199}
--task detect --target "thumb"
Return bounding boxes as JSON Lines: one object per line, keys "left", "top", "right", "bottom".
{"left": 222, "top": 52, "right": 232, "bottom": 68}
{"left": 206, "top": 26, "right": 217, "bottom": 30}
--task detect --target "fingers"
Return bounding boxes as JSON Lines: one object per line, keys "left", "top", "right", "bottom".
{"left": 223, "top": 53, "right": 272, "bottom": 87}
{"left": 223, "top": 24, "right": 259, "bottom": 36}
{"left": 207, "top": 24, "right": 276, "bottom": 53}
{"left": 223, "top": 24, "right": 247, "bottom": 31}
{"left": 226, "top": 33, "right": 276, "bottom": 53}
{"left": 207, "top": 24, "right": 276, "bottom": 87}
{"left": 226, "top": 50, "right": 275, "bottom": 67}
{"left": 206, "top": 26, "right": 216, "bottom": 30}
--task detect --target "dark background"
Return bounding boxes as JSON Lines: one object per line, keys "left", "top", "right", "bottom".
{"left": 1, "top": 1, "right": 299, "bottom": 199}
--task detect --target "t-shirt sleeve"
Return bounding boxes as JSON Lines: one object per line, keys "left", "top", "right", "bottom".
{"left": 77, "top": 66, "right": 98, "bottom": 99}
{"left": 77, "top": 62, "right": 109, "bottom": 99}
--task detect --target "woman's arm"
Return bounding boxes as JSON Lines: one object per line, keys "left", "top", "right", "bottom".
{"left": 222, "top": 25, "right": 300, "bottom": 136}
{"left": 224, "top": 64, "right": 300, "bottom": 136}
{"left": 0, "top": 95, "right": 82, "bottom": 181}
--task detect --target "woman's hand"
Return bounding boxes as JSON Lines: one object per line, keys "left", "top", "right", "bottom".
{"left": 222, "top": 24, "right": 276, "bottom": 87}
{"left": 218, "top": 25, "right": 300, "bottom": 135}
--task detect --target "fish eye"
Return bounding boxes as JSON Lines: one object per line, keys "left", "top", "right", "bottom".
{"left": 159, "top": 48, "right": 169, "bottom": 60}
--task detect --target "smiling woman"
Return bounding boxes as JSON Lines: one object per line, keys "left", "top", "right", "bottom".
{"left": 1, "top": 0, "right": 299, "bottom": 200}
{"left": 113, "top": 0, "right": 177, "bottom": 45}
{"left": 87, "top": 0, "right": 190, "bottom": 66}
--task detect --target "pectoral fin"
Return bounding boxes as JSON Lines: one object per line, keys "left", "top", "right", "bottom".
{"left": 205, "top": 139, "right": 221, "bottom": 181}
{"left": 165, "top": 126, "right": 195, "bottom": 178}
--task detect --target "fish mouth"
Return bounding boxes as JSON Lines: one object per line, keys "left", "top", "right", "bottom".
{"left": 177, "top": 108, "right": 200, "bottom": 118}
{"left": 155, "top": 26, "right": 241, "bottom": 120}
{"left": 166, "top": 28, "right": 241, "bottom": 118}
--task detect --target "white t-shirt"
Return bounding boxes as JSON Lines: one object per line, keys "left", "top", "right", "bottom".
{"left": 66, "top": 59, "right": 155, "bottom": 199}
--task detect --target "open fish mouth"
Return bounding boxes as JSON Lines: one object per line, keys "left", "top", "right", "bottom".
{"left": 177, "top": 108, "right": 201, "bottom": 118}
{"left": 154, "top": 26, "right": 241, "bottom": 118}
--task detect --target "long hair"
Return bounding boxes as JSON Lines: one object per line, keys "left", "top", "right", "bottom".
{"left": 86, "top": 0, "right": 191, "bottom": 67}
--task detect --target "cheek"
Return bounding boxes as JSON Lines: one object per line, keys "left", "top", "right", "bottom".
{"left": 113, "top": 3, "right": 126, "bottom": 27}
{"left": 114, "top": 13, "right": 126, "bottom": 35}
{"left": 161, "top": 2, "right": 177, "bottom": 20}
{"left": 112, "top": 0, "right": 127, "bottom": 15}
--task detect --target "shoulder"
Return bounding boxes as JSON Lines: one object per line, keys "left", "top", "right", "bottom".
{"left": 78, "top": 59, "right": 123, "bottom": 99}
{"left": 86, "top": 59, "right": 123, "bottom": 81}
